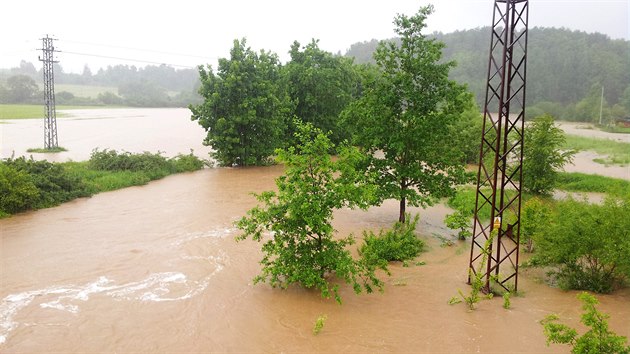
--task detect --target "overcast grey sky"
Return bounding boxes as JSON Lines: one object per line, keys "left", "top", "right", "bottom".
{"left": 1, "top": 0, "right": 628, "bottom": 73}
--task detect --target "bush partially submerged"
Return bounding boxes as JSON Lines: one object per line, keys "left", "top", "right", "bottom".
{"left": 359, "top": 214, "right": 424, "bottom": 269}
{"left": 0, "top": 157, "right": 90, "bottom": 214}
{"left": 541, "top": 292, "right": 630, "bottom": 353}
{"left": 0, "top": 150, "right": 206, "bottom": 217}
{"left": 529, "top": 196, "right": 630, "bottom": 293}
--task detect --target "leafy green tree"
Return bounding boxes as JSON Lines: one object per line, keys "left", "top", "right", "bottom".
{"left": 341, "top": 6, "right": 470, "bottom": 222}
{"left": 530, "top": 196, "right": 630, "bottom": 293}
{"left": 541, "top": 292, "right": 630, "bottom": 353}
{"left": 236, "top": 121, "right": 381, "bottom": 303}
{"left": 522, "top": 114, "right": 575, "bottom": 195}
{"left": 191, "top": 39, "right": 291, "bottom": 166}
{"left": 5, "top": 74, "right": 39, "bottom": 103}
{"left": 448, "top": 96, "right": 483, "bottom": 164}
{"left": 284, "top": 40, "right": 359, "bottom": 145}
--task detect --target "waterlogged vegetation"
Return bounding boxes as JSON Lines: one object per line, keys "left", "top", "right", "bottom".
{"left": 26, "top": 146, "right": 68, "bottom": 153}
{"left": 541, "top": 292, "right": 630, "bottom": 353}
{"left": 236, "top": 122, "right": 383, "bottom": 304}
{"left": 564, "top": 134, "right": 630, "bottom": 166}
{"left": 359, "top": 214, "right": 425, "bottom": 270}
{"left": 556, "top": 172, "right": 630, "bottom": 196}
{"left": 2, "top": 6, "right": 627, "bottom": 349}
{"left": 527, "top": 195, "right": 630, "bottom": 293}
{"left": 213, "top": 5, "right": 630, "bottom": 316}
{"left": 0, "top": 149, "right": 205, "bottom": 217}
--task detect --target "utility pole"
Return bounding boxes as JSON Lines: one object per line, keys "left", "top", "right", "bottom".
{"left": 599, "top": 85, "right": 604, "bottom": 127}
{"left": 39, "top": 35, "right": 59, "bottom": 149}
{"left": 468, "top": 0, "right": 529, "bottom": 293}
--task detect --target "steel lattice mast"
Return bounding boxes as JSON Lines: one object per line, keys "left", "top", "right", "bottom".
{"left": 39, "top": 35, "right": 59, "bottom": 149}
{"left": 468, "top": 0, "right": 529, "bottom": 292}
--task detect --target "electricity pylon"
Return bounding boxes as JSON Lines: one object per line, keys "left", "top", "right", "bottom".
{"left": 39, "top": 35, "right": 59, "bottom": 149}
{"left": 468, "top": 0, "right": 529, "bottom": 293}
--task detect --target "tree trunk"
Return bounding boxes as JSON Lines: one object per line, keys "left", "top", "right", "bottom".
{"left": 399, "top": 196, "right": 406, "bottom": 223}
{"left": 399, "top": 181, "right": 407, "bottom": 223}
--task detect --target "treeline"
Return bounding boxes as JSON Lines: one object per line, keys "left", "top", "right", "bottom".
{"left": 0, "top": 61, "right": 201, "bottom": 107}
{"left": 346, "top": 27, "right": 630, "bottom": 123}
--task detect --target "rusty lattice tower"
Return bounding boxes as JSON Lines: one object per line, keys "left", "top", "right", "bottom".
{"left": 468, "top": 0, "right": 529, "bottom": 292}
{"left": 39, "top": 35, "right": 59, "bottom": 149}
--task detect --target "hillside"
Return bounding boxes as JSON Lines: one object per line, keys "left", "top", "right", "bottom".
{"left": 345, "top": 27, "right": 630, "bottom": 112}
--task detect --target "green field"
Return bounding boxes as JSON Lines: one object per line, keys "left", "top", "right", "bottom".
{"left": 42, "top": 84, "right": 118, "bottom": 98}
{"left": 0, "top": 104, "right": 109, "bottom": 119}
{"left": 564, "top": 134, "right": 630, "bottom": 165}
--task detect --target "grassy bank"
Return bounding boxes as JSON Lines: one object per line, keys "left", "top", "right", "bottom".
{"left": 564, "top": 134, "right": 630, "bottom": 165}
{"left": 0, "top": 104, "right": 113, "bottom": 119}
{"left": 556, "top": 172, "right": 630, "bottom": 196}
{"left": 446, "top": 172, "right": 629, "bottom": 223}
{"left": 0, "top": 149, "right": 206, "bottom": 218}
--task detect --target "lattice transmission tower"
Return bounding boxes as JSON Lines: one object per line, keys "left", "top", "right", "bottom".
{"left": 468, "top": 0, "right": 529, "bottom": 292}
{"left": 39, "top": 35, "right": 60, "bottom": 149}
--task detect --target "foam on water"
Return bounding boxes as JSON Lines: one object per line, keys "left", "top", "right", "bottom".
{"left": 0, "top": 249, "right": 229, "bottom": 345}
{"left": 172, "top": 228, "right": 235, "bottom": 247}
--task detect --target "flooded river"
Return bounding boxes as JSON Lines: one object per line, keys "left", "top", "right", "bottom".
{"left": 1, "top": 109, "right": 629, "bottom": 352}
{"left": 0, "top": 108, "right": 213, "bottom": 162}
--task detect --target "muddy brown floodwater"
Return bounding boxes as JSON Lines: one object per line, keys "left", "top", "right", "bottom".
{"left": 1, "top": 109, "right": 629, "bottom": 352}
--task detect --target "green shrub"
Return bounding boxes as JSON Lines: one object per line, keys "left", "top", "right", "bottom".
{"left": 521, "top": 197, "right": 552, "bottom": 253}
{"left": 444, "top": 208, "right": 472, "bottom": 240}
{"left": 1, "top": 150, "right": 205, "bottom": 217}
{"left": 0, "top": 163, "right": 39, "bottom": 214}
{"left": 541, "top": 292, "right": 630, "bottom": 354}
{"left": 170, "top": 152, "right": 205, "bottom": 172}
{"left": 89, "top": 148, "right": 172, "bottom": 174}
{"left": 89, "top": 149, "right": 205, "bottom": 177}
{"left": 2, "top": 157, "right": 90, "bottom": 210}
{"left": 530, "top": 196, "right": 630, "bottom": 293}
{"left": 359, "top": 214, "right": 424, "bottom": 269}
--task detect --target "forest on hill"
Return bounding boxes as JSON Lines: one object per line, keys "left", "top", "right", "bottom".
{"left": 346, "top": 27, "right": 630, "bottom": 122}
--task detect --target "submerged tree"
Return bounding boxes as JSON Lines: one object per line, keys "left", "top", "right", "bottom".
{"left": 190, "top": 38, "right": 291, "bottom": 166}
{"left": 283, "top": 39, "right": 359, "bottom": 145}
{"left": 341, "top": 6, "right": 471, "bottom": 222}
{"left": 236, "top": 121, "right": 381, "bottom": 303}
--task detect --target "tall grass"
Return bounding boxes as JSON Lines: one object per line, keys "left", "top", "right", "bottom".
{"left": 556, "top": 172, "right": 630, "bottom": 196}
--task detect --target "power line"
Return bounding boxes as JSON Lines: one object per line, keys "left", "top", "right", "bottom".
{"left": 62, "top": 50, "right": 198, "bottom": 69}
{"left": 63, "top": 39, "right": 218, "bottom": 61}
